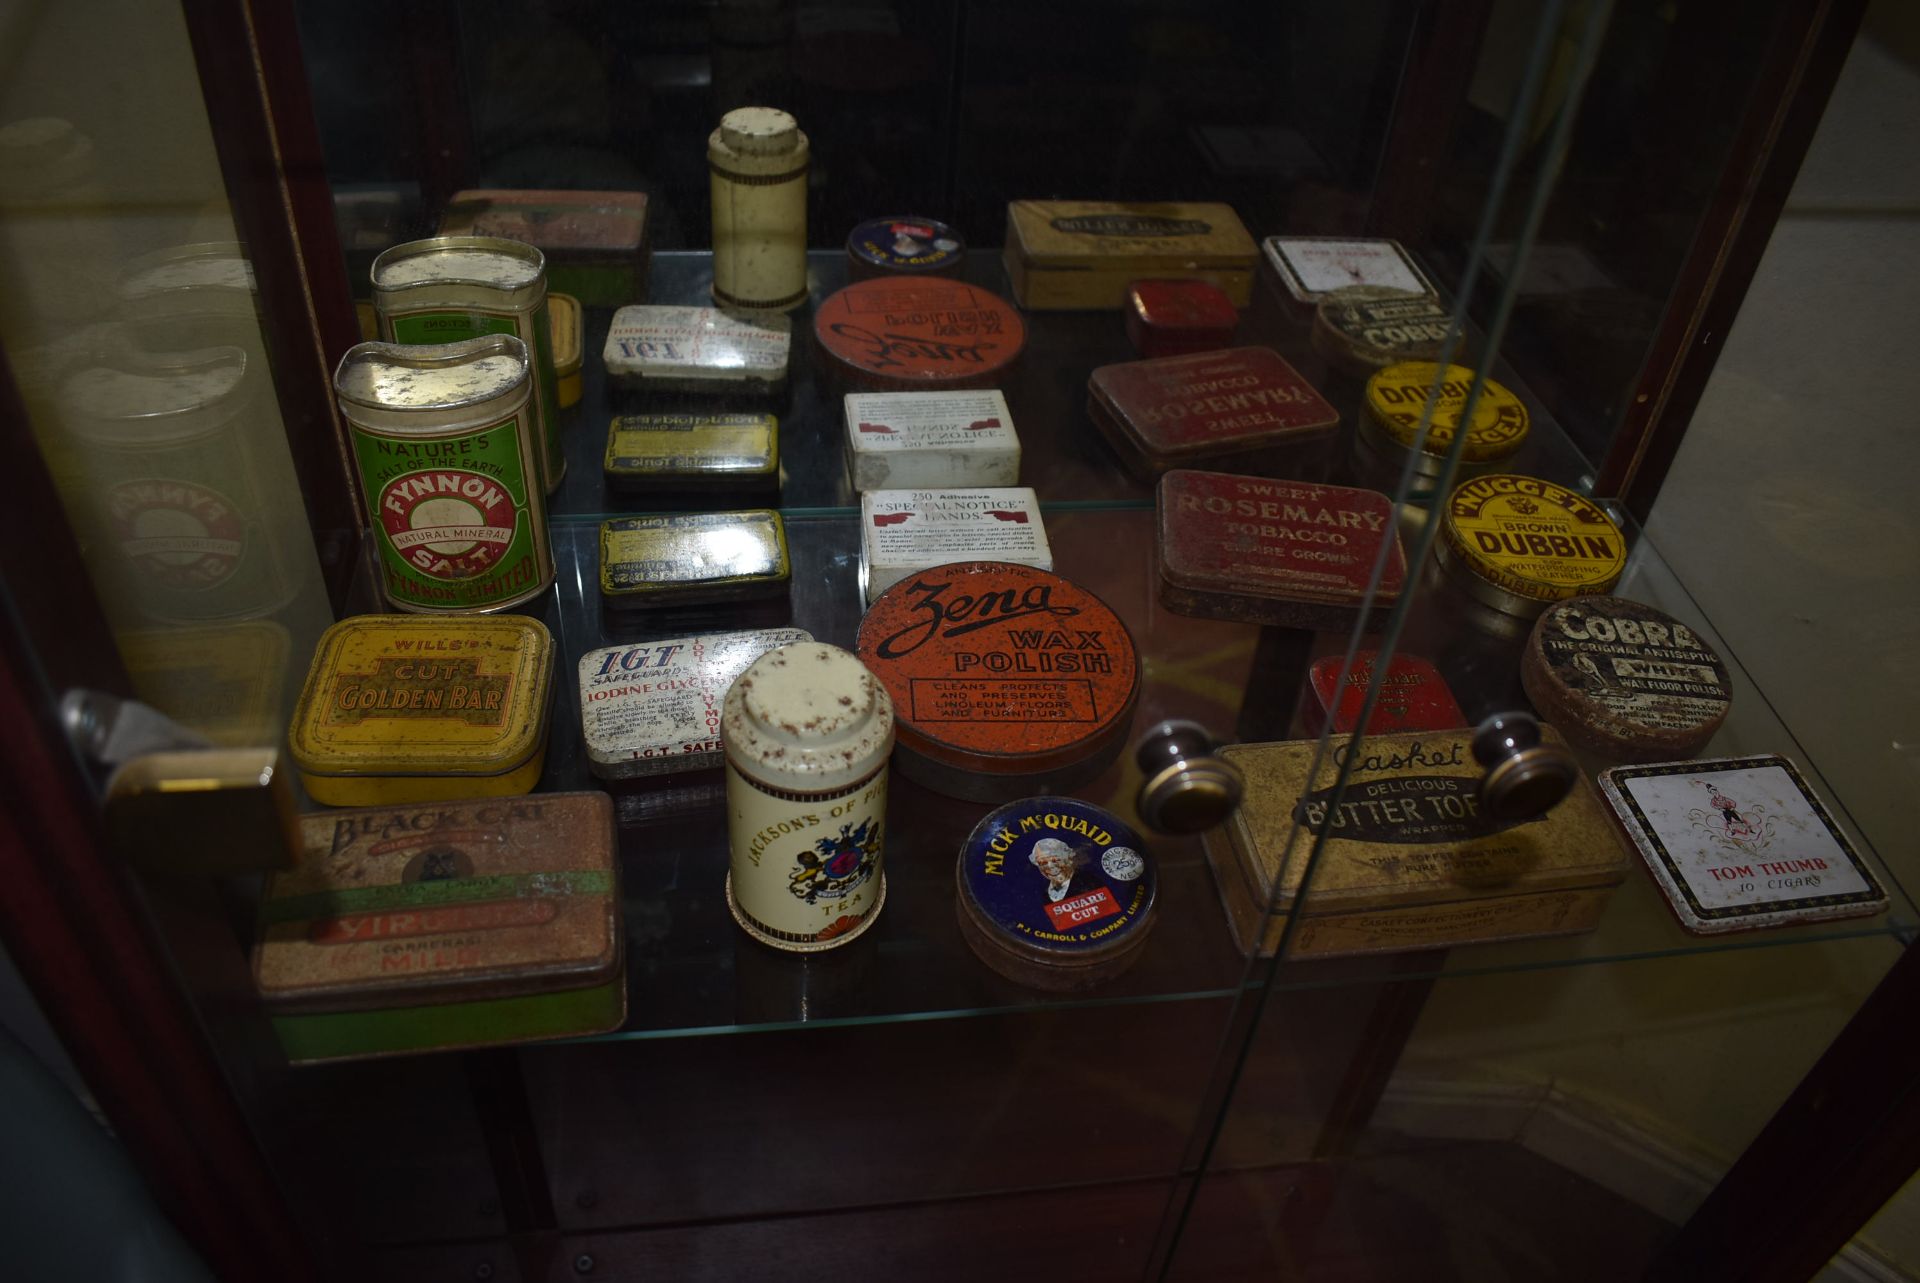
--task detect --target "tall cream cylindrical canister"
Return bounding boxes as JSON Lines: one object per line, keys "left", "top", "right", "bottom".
{"left": 722, "top": 642, "right": 893, "bottom": 951}
{"left": 708, "top": 107, "right": 810, "bottom": 312}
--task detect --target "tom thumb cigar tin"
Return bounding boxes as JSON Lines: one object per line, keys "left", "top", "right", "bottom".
{"left": 1437, "top": 475, "right": 1627, "bottom": 618}
{"left": 254, "top": 792, "right": 623, "bottom": 1062}
{"left": 1304, "top": 651, "right": 1465, "bottom": 737}
{"left": 1087, "top": 347, "right": 1338, "bottom": 480}
{"left": 603, "top": 412, "right": 779, "bottom": 494}
{"left": 603, "top": 305, "right": 791, "bottom": 396}
{"left": 1261, "top": 236, "right": 1435, "bottom": 306}
{"left": 289, "top": 614, "right": 554, "bottom": 807}
{"left": 599, "top": 510, "right": 790, "bottom": 608}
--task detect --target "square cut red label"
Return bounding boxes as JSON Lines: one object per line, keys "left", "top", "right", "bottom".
{"left": 1046, "top": 887, "right": 1119, "bottom": 930}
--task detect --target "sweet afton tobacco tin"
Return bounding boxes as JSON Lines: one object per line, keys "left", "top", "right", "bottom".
{"left": 814, "top": 279, "right": 1025, "bottom": 392}
{"left": 861, "top": 488, "right": 1051, "bottom": 604}
{"left": 856, "top": 562, "right": 1140, "bottom": 801}
{"left": 1438, "top": 475, "right": 1627, "bottom": 618}
{"left": 1304, "top": 651, "right": 1465, "bottom": 738}
{"left": 1313, "top": 289, "right": 1453, "bottom": 377}
{"left": 578, "top": 627, "right": 810, "bottom": 778}
{"left": 1156, "top": 471, "right": 1405, "bottom": 632}
{"left": 846, "top": 215, "right": 965, "bottom": 279}
{"left": 598, "top": 510, "right": 790, "bottom": 607}
{"left": 288, "top": 614, "right": 554, "bottom": 808}
{"left": 1523, "top": 597, "right": 1731, "bottom": 762}
{"left": 955, "top": 797, "right": 1157, "bottom": 989}
{"left": 1004, "top": 200, "right": 1257, "bottom": 310}
{"left": 603, "top": 412, "right": 779, "bottom": 493}
{"left": 1261, "top": 236, "right": 1435, "bottom": 305}
{"left": 1599, "top": 756, "right": 1886, "bottom": 934}
{"left": 255, "top": 792, "right": 623, "bottom": 1062}
{"left": 843, "top": 389, "right": 1020, "bottom": 491}
{"left": 603, "top": 305, "right": 791, "bottom": 395}
{"left": 1358, "top": 361, "right": 1528, "bottom": 486}
{"left": 1087, "top": 347, "right": 1339, "bottom": 479}
{"left": 1125, "top": 279, "right": 1238, "bottom": 358}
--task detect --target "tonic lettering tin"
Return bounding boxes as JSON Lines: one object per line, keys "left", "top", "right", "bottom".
{"left": 861, "top": 487, "right": 1051, "bottom": 604}
{"left": 843, "top": 389, "right": 1020, "bottom": 491}
{"left": 955, "top": 797, "right": 1157, "bottom": 989}
{"left": 1260, "top": 236, "right": 1435, "bottom": 308}
{"left": 288, "top": 614, "right": 554, "bottom": 807}
{"left": 598, "top": 510, "right": 790, "bottom": 608}
{"left": 1303, "top": 650, "right": 1465, "bottom": 738}
{"left": 846, "top": 215, "right": 965, "bottom": 279}
{"left": 602, "top": 305, "right": 791, "bottom": 396}
{"left": 1003, "top": 200, "right": 1257, "bottom": 310}
{"left": 550, "top": 292, "right": 583, "bottom": 408}
{"left": 1522, "top": 597, "right": 1732, "bottom": 762}
{"left": 1086, "top": 346, "right": 1339, "bottom": 480}
{"left": 578, "top": 627, "right": 810, "bottom": 778}
{"left": 603, "top": 412, "right": 779, "bottom": 494}
{"left": 856, "top": 562, "right": 1141, "bottom": 802}
{"left": 438, "top": 188, "right": 650, "bottom": 307}
{"left": 1124, "top": 279, "right": 1239, "bottom": 358}
{"left": 1357, "top": 361, "right": 1529, "bottom": 489}
{"left": 814, "top": 278, "right": 1025, "bottom": 393}
{"left": 333, "top": 335, "right": 554, "bottom": 614}
{"left": 1312, "top": 289, "right": 1453, "bottom": 378}
{"left": 1437, "top": 475, "right": 1627, "bottom": 618}
{"left": 1155, "top": 471, "right": 1406, "bottom": 632}
{"left": 1200, "top": 728, "right": 1628, "bottom": 957}
{"left": 372, "top": 236, "right": 565, "bottom": 493}
{"left": 254, "top": 792, "right": 623, "bottom": 1063}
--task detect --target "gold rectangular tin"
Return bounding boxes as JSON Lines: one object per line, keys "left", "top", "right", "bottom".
{"left": 1003, "top": 200, "right": 1257, "bottom": 310}
{"left": 602, "top": 412, "right": 779, "bottom": 492}
{"left": 551, "top": 292, "right": 583, "bottom": 408}
{"left": 599, "top": 510, "right": 791, "bottom": 607}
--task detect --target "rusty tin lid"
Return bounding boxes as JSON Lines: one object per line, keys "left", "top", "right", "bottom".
{"left": 1304, "top": 650, "right": 1466, "bottom": 737}
{"left": 814, "top": 278, "right": 1025, "bottom": 390}
{"left": 1438, "top": 475, "right": 1627, "bottom": 617}
{"left": 721, "top": 641, "right": 896, "bottom": 794}
{"left": 1088, "top": 347, "right": 1338, "bottom": 464}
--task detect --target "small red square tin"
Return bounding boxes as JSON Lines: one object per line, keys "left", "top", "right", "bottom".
{"left": 1125, "top": 279, "right": 1239, "bottom": 358}
{"left": 1303, "top": 650, "right": 1467, "bottom": 737}
{"left": 1086, "top": 347, "right": 1338, "bottom": 480}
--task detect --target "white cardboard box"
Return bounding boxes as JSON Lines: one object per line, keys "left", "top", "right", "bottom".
{"left": 860, "top": 488, "right": 1050, "bottom": 603}
{"left": 843, "top": 389, "right": 1020, "bottom": 491}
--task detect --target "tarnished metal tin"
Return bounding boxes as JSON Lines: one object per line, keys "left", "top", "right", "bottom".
{"left": 1437, "top": 475, "right": 1627, "bottom": 618}
{"left": 255, "top": 792, "right": 623, "bottom": 1062}
{"left": 846, "top": 215, "right": 965, "bottom": 280}
{"left": 603, "top": 304, "right": 791, "bottom": 395}
{"left": 598, "top": 510, "right": 790, "bottom": 608}
{"left": 814, "top": 279, "right": 1025, "bottom": 392}
{"left": 1312, "top": 288, "right": 1453, "bottom": 378}
{"left": 578, "top": 627, "right": 811, "bottom": 778}
{"left": 1125, "top": 279, "right": 1238, "bottom": 358}
{"left": 843, "top": 389, "right": 1019, "bottom": 491}
{"left": 438, "top": 189, "right": 650, "bottom": 307}
{"left": 1086, "top": 347, "right": 1338, "bottom": 480}
{"left": 1004, "top": 200, "right": 1257, "bottom": 310}
{"left": 288, "top": 614, "right": 554, "bottom": 807}
{"left": 550, "top": 292, "right": 583, "bottom": 407}
{"left": 1260, "top": 236, "right": 1435, "bottom": 306}
{"left": 333, "top": 335, "right": 553, "bottom": 614}
{"left": 1303, "top": 650, "right": 1465, "bottom": 738}
{"left": 955, "top": 798, "right": 1156, "bottom": 989}
{"left": 604, "top": 411, "right": 779, "bottom": 493}
{"left": 856, "top": 562, "right": 1140, "bottom": 802}
{"left": 1357, "top": 361, "right": 1529, "bottom": 489}
{"left": 861, "top": 487, "right": 1051, "bottom": 604}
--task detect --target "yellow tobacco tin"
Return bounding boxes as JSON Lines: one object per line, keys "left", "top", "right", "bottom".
{"left": 1361, "top": 361, "right": 1529, "bottom": 482}
{"left": 550, "top": 292, "right": 583, "bottom": 408}
{"left": 598, "top": 510, "right": 791, "bottom": 607}
{"left": 1438, "top": 474, "right": 1627, "bottom": 618}
{"left": 288, "top": 614, "right": 554, "bottom": 806}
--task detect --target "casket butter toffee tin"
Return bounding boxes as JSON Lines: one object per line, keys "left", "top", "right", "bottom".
{"left": 255, "top": 792, "right": 623, "bottom": 1062}
{"left": 814, "top": 279, "right": 1025, "bottom": 393}
{"left": 1086, "top": 347, "right": 1339, "bottom": 480}
{"left": 603, "top": 412, "right": 779, "bottom": 494}
{"left": 846, "top": 216, "right": 965, "bottom": 279}
{"left": 856, "top": 562, "right": 1141, "bottom": 802}
{"left": 1522, "top": 597, "right": 1731, "bottom": 761}
{"left": 1437, "top": 475, "right": 1627, "bottom": 618}
{"left": 843, "top": 389, "right": 1020, "bottom": 491}
{"left": 603, "top": 305, "right": 791, "bottom": 396}
{"left": 956, "top": 797, "right": 1157, "bottom": 989}
{"left": 1358, "top": 361, "right": 1529, "bottom": 487}
{"left": 1304, "top": 650, "right": 1465, "bottom": 738}
{"left": 861, "top": 487, "right": 1052, "bottom": 604}
{"left": 1312, "top": 289, "right": 1453, "bottom": 378}
{"left": 288, "top": 614, "right": 554, "bottom": 807}
{"left": 598, "top": 510, "right": 790, "bottom": 608}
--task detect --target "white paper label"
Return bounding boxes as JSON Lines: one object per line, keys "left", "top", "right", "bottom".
{"left": 579, "top": 628, "right": 810, "bottom": 774}
{"left": 860, "top": 488, "right": 1050, "bottom": 601}
{"left": 604, "top": 305, "right": 791, "bottom": 381}
{"left": 1264, "top": 237, "right": 1430, "bottom": 299}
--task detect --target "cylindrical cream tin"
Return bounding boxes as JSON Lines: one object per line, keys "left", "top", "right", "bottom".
{"left": 1436, "top": 474, "right": 1627, "bottom": 619}
{"left": 708, "top": 107, "right": 810, "bottom": 312}
{"left": 723, "top": 642, "right": 894, "bottom": 951}
{"left": 1357, "top": 360, "right": 1528, "bottom": 492}
{"left": 333, "top": 335, "right": 554, "bottom": 614}
{"left": 371, "top": 236, "right": 565, "bottom": 492}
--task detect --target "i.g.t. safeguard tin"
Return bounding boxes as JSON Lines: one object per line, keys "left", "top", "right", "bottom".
{"left": 333, "top": 335, "right": 553, "bottom": 614}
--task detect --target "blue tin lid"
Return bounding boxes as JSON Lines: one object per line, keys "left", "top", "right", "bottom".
{"left": 846, "top": 217, "right": 965, "bottom": 274}
{"left": 958, "top": 798, "right": 1155, "bottom": 955}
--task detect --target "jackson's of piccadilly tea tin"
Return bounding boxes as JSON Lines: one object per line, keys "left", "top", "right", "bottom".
{"left": 333, "top": 335, "right": 553, "bottom": 614}
{"left": 1437, "top": 474, "right": 1627, "bottom": 619}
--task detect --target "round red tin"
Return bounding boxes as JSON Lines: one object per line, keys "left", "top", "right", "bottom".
{"left": 814, "top": 278, "right": 1026, "bottom": 393}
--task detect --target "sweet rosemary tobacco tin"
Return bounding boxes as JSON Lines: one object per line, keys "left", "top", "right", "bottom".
{"left": 1357, "top": 361, "right": 1529, "bottom": 489}
{"left": 438, "top": 188, "right": 649, "bottom": 306}
{"left": 603, "top": 305, "right": 791, "bottom": 396}
{"left": 255, "top": 792, "right": 623, "bottom": 1062}
{"left": 1125, "top": 279, "right": 1239, "bottom": 358}
{"left": 288, "top": 614, "right": 555, "bottom": 807}
{"left": 333, "top": 336, "right": 554, "bottom": 614}
{"left": 1437, "top": 475, "right": 1627, "bottom": 618}
{"left": 1004, "top": 200, "right": 1257, "bottom": 310}
{"left": 603, "top": 412, "right": 779, "bottom": 494}
{"left": 856, "top": 562, "right": 1140, "bottom": 802}
{"left": 955, "top": 797, "right": 1157, "bottom": 989}
{"left": 1260, "top": 236, "right": 1435, "bottom": 308}
{"left": 1156, "top": 471, "right": 1405, "bottom": 632}
{"left": 578, "top": 627, "right": 811, "bottom": 778}
{"left": 861, "top": 488, "right": 1051, "bottom": 604}
{"left": 1599, "top": 755, "right": 1886, "bottom": 934}
{"left": 846, "top": 215, "right": 965, "bottom": 279}
{"left": 814, "top": 278, "right": 1025, "bottom": 392}
{"left": 1303, "top": 651, "right": 1465, "bottom": 738}
{"left": 843, "top": 389, "right": 1020, "bottom": 491}
{"left": 1201, "top": 728, "right": 1628, "bottom": 957}
{"left": 598, "top": 510, "right": 790, "bottom": 608}
{"left": 550, "top": 292, "right": 583, "bottom": 408}
{"left": 372, "top": 236, "right": 564, "bottom": 492}
{"left": 1313, "top": 289, "right": 1453, "bottom": 378}
{"left": 1522, "top": 597, "right": 1732, "bottom": 762}
{"left": 1087, "top": 347, "right": 1339, "bottom": 480}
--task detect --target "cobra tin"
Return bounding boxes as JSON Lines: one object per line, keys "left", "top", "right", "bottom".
{"left": 1437, "top": 474, "right": 1628, "bottom": 619}
{"left": 372, "top": 236, "right": 565, "bottom": 493}
{"left": 1357, "top": 361, "right": 1529, "bottom": 492}
{"left": 333, "top": 335, "right": 554, "bottom": 614}
{"left": 1312, "top": 288, "right": 1453, "bottom": 379}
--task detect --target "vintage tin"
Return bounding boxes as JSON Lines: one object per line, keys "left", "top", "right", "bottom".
{"left": 579, "top": 627, "right": 811, "bottom": 779}
{"left": 1522, "top": 597, "right": 1732, "bottom": 762}
{"left": 814, "top": 278, "right": 1025, "bottom": 393}
{"left": 955, "top": 798, "right": 1157, "bottom": 990}
{"left": 1302, "top": 650, "right": 1465, "bottom": 738}
{"left": 861, "top": 487, "right": 1051, "bottom": 604}
{"left": 1312, "top": 289, "right": 1454, "bottom": 378}
{"left": 550, "top": 292, "right": 583, "bottom": 408}
{"left": 846, "top": 215, "right": 965, "bottom": 280}
{"left": 333, "top": 336, "right": 554, "bottom": 614}
{"left": 1155, "top": 471, "right": 1406, "bottom": 632}
{"left": 1437, "top": 475, "right": 1627, "bottom": 618}
{"left": 843, "top": 389, "right": 1020, "bottom": 491}
{"left": 1125, "top": 279, "right": 1239, "bottom": 358}
{"left": 438, "top": 188, "right": 650, "bottom": 307}
{"left": 598, "top": 510, "right": 790, "bottom": 608}
{"left": 254, "top": 792, "right": 623, "bottom": 1062}
{"left": 1201, "top": 728, "right": 1629, "bottom": 957}
{"left": 372, "top": 236, "right": 565, "bottom": 493}
{"left": 1598, "top": 755, "right": 1887, "bottom": 935}
{"left": 1086, "top": 346, "right": 1339, "bottom": 480}
{"left": 1003, "top": 200, "right": 1257, "bottom": 310}
{"left": 288, "top": 614, "right": 554, "bottom": 807}
{"left": 115, "top": 241, "right": 260, "bottom": 352}
{"left": 856, "top": 562, "right": 1140, "bottom": 802}
{"left": 709, "top": 107, "right": 811, "bottom": 312}
{"left": 1357, "top": 361, "right": 1529, "bottom": 490}
{"left": 603, "top": 411, "right": 779, "bottom": 494}
{"left": 1260, "top": 236, "right": 1435, "bottom": 311}
{"left": 119, "top": 620, "right": 290, "bottom": 747}
{"left": 723, "top": 642, "right": 894, "bottom": 951}
{"left": 602, "top": 304, "right": 791, "bottom": 396}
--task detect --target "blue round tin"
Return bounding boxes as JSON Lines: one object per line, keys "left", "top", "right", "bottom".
{"left": 845, "top": 216, "right": 965, "bottom": 279}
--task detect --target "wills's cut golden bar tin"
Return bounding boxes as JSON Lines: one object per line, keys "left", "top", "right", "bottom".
{"left": 1004, "top": 201, "right": 1257, "bottom": 310}
{"left": 288, "top": 614, "right": 555, "bottom": 807}
{"left": 1437, "top": 475, "right": 1627, "bottom": 618}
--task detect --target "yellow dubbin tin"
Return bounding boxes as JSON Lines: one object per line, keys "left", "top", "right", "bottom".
{"left": 1438, "top": 474, "right": 1627, "bottom": 618}
{"left": 1359, "top": 361, "right": 1529, "bottom": 488}
{"left": 289, "top": 614, "right": 554, "bottom": 806}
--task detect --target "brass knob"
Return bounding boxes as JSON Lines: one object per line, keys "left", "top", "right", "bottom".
{"left": 1134, "top": 719, "right": 1243, "bottom": 834}
{"left": 1471, "top": 711, "right": 1577, "bottom": 821}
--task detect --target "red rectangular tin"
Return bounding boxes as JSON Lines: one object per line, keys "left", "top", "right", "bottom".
{"left": 1086, "top": 347, "right": 1338, "bottom": 480}
{"left": 1303, "top": 650, "right": 1467, "bottom": 737}
{"left": 1125, "top": 279, "right": 1238, "bottom": 358}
